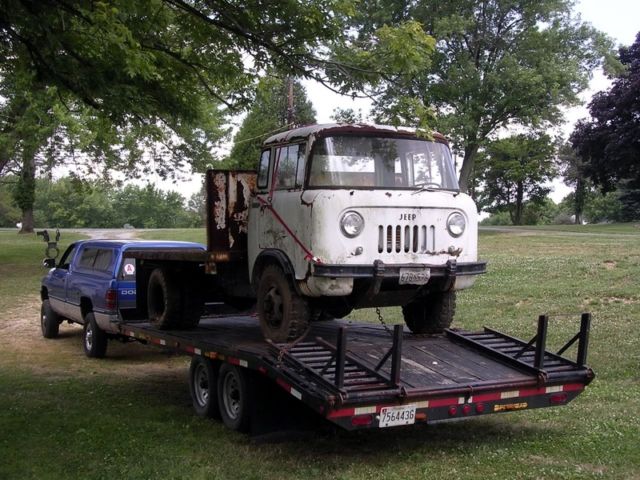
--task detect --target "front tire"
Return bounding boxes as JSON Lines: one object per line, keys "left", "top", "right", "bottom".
{"left": 83, "top": 312, "right": 108, "bottom": 358}
{"left": 217, "top": 363, "right": 253, "bottom": 432}
{"left": 189, "top": 356, "right": 220, "bottom": 418}
{"left": 402, "top": 291, "right": 456, "bottom": 334}
{"left": 41, "top": 299, "right": 60, "bottom": 339}
{"left": 256, "top": 265, "right": 310, "bottom": 342}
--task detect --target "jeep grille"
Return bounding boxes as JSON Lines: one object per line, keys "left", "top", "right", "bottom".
{"left": 378, "top": 225, "right": 436, "bottom": 254}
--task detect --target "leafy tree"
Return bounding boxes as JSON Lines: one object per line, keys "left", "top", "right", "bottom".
{"left": 352, "top": 0, "right": 615, "bottom": 192}
{"left": 1, "top": 1, "right": 437, "bottom": 231}
{"left": 331, "top": 107, "right": 366, "bottom": 123}
{"left": 0, "top": 176, "right": 20, "bottom": 227}
{"left": 477, "top": 133, "right": 556, "bottom": 225}
{"left": 571, "top": 32, "right": 640, "bottom": 220}
{"left": 34, "top": 177, "right": 116, "bottom": 228}
{"left": 225, "top": 77, "right": 316, "bottom": 169}
{"left": 557, "top": 143, "right": 589, "bottom": 224}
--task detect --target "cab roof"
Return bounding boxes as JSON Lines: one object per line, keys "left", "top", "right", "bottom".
{"left": 263, "top": 123, "right": 447, "bottom": 146}
{"left": 72, "top": 240, "right": 205, "bottom": 250}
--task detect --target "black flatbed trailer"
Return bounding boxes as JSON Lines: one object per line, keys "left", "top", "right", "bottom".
{"left": 116, "top": 313, "right": 594, "bottom": 431}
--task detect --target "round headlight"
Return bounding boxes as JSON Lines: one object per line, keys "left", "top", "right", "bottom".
{"left": 340, "top": 211, "right": 364, "bottom": 238}
{"left": 447, "top": 212, "right": 466, "bottom": 237}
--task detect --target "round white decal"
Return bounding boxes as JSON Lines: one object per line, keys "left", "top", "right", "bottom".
{"left": 124, "top": 263, "right": 135, "bottom": 275}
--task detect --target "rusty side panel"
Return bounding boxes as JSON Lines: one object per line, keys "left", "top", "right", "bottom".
{"left": 206, "top": 170, "right": 257, "bottom": 262}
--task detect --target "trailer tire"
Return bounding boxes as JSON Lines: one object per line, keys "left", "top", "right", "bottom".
{"left": 402, "top": 291, "right": 456, "bottom": 334}
{"left": 217, "top": 363, "right": 253, "bottom": 432}
{"left": 148, "top": 268, "right": 182, "bottom": 329}
{"left": 83, "top": 312, "right": 108, "bottom": 358}
{"left": 256, "top": 265, "right": 310, "bottom": 342}
{"left": 41, "top": 299, "right": 60, "bottom": 339}
{"left": 189, "top": 356, "right": 220, "bottom": 418}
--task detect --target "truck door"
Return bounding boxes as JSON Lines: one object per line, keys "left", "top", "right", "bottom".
{"left": 47, "top": 243, "right": 78, "bottom": 318}
{"left": 256, "top": 143, "right": 310, "bottom": 276}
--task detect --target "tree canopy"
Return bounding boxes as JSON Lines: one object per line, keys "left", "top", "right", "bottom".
{"left": 1, "top": 1, "right": 436, "bottom": 232}
{"left": 571, "top": 32, "right": 640, "bottom": 220}
{"left": 477, "top": 133, "right": 556, "bottom": 225}
{"left": 225, "top": 77, "right": 316, "bottom": 170}
{"left": 351, "top": 0, "right": 615, "bottom": 192}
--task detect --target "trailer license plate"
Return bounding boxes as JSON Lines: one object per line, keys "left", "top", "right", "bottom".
{"left": 399, "top": 268, "right": 430, "bottom": 285}
{"left": 379, "top": 405, "right": 416, "bottom": 428}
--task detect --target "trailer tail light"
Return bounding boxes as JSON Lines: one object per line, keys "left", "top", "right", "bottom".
{"left": 105, "top": 289, "right": 117, "bottom": 310}
{"left": 476, "top": 403, "right": 486, "bottom": 414}
{"left": 549, "top": 393, "right": 568, "bottom": 405}
{"left": 448, "top": 406, "right": 457, "bottom": 417}
{"left": 462, "top": 404, "right": 472, "bottom": 415}
{"left": 351, "top": 414, "right": 373, "bottom": 427}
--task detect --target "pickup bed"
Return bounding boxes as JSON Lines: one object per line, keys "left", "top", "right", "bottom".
{"left": 40, "top": 239, "right": 206, "bottom": 357}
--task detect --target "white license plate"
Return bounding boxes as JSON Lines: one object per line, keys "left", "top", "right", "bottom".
{"left": 399, "top": 268, "right": 431, "bottom": 285}
{"left": 379, "top": 405, "right": 417, "bottom": 428}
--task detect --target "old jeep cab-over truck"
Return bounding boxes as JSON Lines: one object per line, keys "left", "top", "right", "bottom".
{"left": 138, "top": 124, "right": 486, "bottom": 342}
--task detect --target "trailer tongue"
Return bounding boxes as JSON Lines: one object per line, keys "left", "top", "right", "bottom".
{"left": 118, "top": 312, "right": 593, "bottom": 432}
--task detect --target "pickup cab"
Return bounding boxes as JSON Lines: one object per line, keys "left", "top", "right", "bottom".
{"left": 40, "top": 239, "right": 206, "bottom": 357}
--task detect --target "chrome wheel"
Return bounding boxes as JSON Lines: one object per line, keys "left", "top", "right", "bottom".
{"left": 85, "top": 322, "right": 93, "bottom": 351}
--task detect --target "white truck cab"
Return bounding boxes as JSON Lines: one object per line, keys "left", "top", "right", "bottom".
{"left": 247, "top": 124, "right": 486, "bottom": 341}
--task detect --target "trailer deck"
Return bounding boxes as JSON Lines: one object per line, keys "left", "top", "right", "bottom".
{"left": 118, "top": 313, "right": 594, "bottom": 430}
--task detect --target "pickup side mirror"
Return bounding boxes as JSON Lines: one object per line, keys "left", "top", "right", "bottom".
{"left": 42, "top": 258, "right": 56, "bottom": 268}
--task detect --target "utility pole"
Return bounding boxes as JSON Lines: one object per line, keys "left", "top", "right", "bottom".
{"left": 285, "top": 76, "right": 295, "bottom": 126}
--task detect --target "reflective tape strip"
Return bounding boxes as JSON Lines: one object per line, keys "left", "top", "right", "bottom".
{"left": 355, "top": 406, "right": 376, "bottom": 415}
{"left": 501, "top": 391, "right": 520, "bottom": 399}
{"left": 160, "top": 339, "right": 166, "bottom": 346}
{"left": 239, "top": 359, "right": 248, "bottom": 368}
{"left": 290, "top": 388, "right": 302, "bottom": 400}
{"left": 414, "top": 400, "right": 430, "bottom": 408}
{"left": 546, "top": 385, "right": 563, "bottom": 394}
{"left": 194, "top": 348, "right": 202, "bottom": 355}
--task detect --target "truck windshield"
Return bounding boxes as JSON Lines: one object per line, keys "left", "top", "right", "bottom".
{"left": 308, "top": 135, "right": 459, "bottom": 190}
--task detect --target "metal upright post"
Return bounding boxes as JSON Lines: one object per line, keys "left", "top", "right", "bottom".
{"left": 335, "top": 327, "right": 347, "bottom": 388}
{"left": 577, "top": 313, "right": 591, "bottom": 366}
{"left": 534, "top": 315, "right": 548, "bottom": 369}
{"left": 390, "top": 324, "right": 403, "bottom": 386}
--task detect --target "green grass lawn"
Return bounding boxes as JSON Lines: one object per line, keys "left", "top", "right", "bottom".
{"left": 1, "top": 227, "right": 639, "bottom": 479}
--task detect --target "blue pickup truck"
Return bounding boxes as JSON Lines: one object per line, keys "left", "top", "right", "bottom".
{"left": 40, "top": 239, "right": 206, "bottom": 358}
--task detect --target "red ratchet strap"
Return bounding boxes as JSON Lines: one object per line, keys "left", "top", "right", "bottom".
{"left": 256, "top": 195, "right": 322, "bottom": 264}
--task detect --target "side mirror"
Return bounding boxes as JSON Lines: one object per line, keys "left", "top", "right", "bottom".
{"left": 43, "top": 258, "right": 56, "bottom": 268}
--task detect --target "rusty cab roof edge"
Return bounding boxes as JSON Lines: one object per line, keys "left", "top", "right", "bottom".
{"left": 263, "top": 123, "right": 448, "bottom": 146}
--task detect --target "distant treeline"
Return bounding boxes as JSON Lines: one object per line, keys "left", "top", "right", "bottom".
{"left": 0, "top": 176, "right": 205, "bottom": 229}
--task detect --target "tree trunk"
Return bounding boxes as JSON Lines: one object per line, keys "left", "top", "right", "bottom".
{"left": 514, "top": 181, "right": 524, "bottom": 225}
{"left": 458, "top": 143, "right": 479, "bottom": 194}
{"left": 16, "top": 149, "right": 37, "bottom": 234}
{"left": 574, "top": 177, "right": 585, "bottom": 224}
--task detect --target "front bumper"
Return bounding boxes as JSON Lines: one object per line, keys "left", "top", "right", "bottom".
{"left": 305, "top": 259, "right": 486, "bottom": 300}
{"left": 313, "top": 259, "right": 486, "bottom": 280}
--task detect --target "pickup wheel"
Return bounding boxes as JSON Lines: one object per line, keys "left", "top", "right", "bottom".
{"left": 402, "top": 291, "right": 456, "bottom": 334}
{"left": 217, "top": 363, "right": 253, "bottom": 432}
{"left": 40, "top": 299, "right": 60, "bottom": 339}
{"left": 256, "top": 265, "right": 310, "bottom": 342}
{"left": 189, "top": 356, "right": 220, "bottom": 418}
{"left": 83, "top": 312, "right": 108, "bottom": 358}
